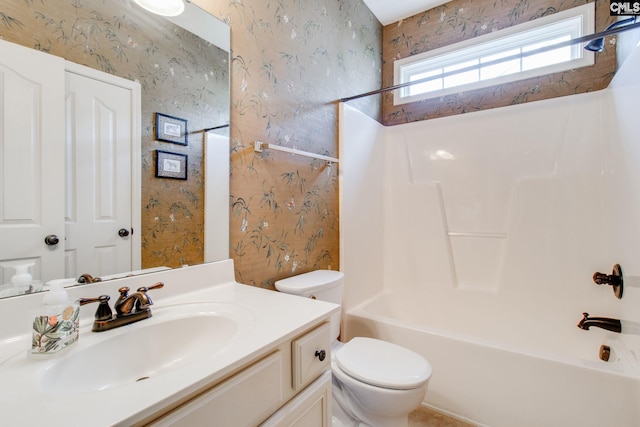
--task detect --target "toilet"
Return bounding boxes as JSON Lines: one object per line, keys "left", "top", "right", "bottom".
{"left": 275, "top": 270, "right": 432, "bottom": 427}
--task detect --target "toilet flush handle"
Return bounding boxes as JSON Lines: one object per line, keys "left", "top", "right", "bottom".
{"left": 315, "top": 349, "right": 326, "bottom": 361}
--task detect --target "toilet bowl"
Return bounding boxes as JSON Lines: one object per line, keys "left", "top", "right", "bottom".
{"left": 331, "top": 337, "right": 431, "bottom": 427}
{"left": 275, "top": 270, "right": 432, "bottom": 427}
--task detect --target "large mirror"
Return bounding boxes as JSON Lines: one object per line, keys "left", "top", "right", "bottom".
{"left": 0, "top": 0, "right": 230, "bottom": 298}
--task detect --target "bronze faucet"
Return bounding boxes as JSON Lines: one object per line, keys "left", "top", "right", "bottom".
{"left": 77, "top": 273, "right": 102, "bottom": 284}
{"left": 577, "top": 312, "right": 622, "bottom": 333}
{"left": 80, "top": 282, "right": 164, "bottom": 332}
{"left": 115, "top": 285, "right": 159, "bottom": 315}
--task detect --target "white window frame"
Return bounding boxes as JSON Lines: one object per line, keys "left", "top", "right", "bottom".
{"left": 393, "top": 3, "right": 595, "bottom": 106}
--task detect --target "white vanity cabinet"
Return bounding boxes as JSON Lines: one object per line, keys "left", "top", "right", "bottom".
{"left": 144, "top": 322, "right": 332, "bottom": 427}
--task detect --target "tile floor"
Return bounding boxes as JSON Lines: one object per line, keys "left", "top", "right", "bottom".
{"left": 408, "top": 406, "right": 475, "bottom": 427}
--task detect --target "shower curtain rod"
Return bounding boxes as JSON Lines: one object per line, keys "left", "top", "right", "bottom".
{"left": 190, "top": 123, "right": 230, "bottom": 134}
{"left": 339, "top": 21, "right": 640, "bottom": 103}
{"left": 203, "top": 124, "right": 230, "bottom": 131}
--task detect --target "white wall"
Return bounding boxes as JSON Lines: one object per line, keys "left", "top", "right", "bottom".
{"left": 341, "top": 43, "right": 640, "bottom": 359}
{"left": 339, "top": 104, "right": 386, "bottom": 319}
{"left": 605, "top": 45, "right": 640, "bottom": 328}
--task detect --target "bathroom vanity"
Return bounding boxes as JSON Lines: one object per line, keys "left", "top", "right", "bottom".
{"left": 146, "top": 321, "right": 333, "bottom": 426}
{"left": 0, "top": 260, "right": 338, "bottom": 426}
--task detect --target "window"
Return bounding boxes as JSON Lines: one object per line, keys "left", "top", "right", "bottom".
{"left": 393, "top": 3, "right": 595, "bottom": 105}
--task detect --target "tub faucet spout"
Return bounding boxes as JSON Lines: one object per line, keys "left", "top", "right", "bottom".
{"left": 577, "top": 312, "right": 621, "bottom": 333}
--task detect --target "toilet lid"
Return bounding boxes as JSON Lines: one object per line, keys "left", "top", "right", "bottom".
{"left": 335, "top": 337, "right": 432, "bottom": 390}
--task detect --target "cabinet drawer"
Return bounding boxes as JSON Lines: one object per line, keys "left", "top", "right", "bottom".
{"left": 148, "top": 351, "right": 284, "bottom": 426}
{"left": 291, "top": 322, "right": 331, "bottom": 390}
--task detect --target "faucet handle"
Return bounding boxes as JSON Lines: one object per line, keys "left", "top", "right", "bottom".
{"left": 79, "top": 295, "right": 112, "bottom": 321}
{"left": 135, "top": 282, "right": 164, "bottom": 310}
{"left": 137, "top": 282, "right": 164, "bottom": 293}
{"left": 592, "top": 264, "right": 623, "bottom": 299}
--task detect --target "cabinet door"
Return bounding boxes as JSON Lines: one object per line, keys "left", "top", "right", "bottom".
{"left": 261, "top": 370, "right": 332, "bottom": 427}
{"left": 0, "top": 39, "right": 65, "bottom": 284}
{"left": 148, "top": 351, "right": 285, "bottom": 427}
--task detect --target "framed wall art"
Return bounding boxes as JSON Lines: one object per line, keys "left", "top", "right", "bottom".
{"left": 155, "top": 150, "right": 188, "bottom": 180}
{"left": 155, "top": 112, "right": 188, "bottom": 145}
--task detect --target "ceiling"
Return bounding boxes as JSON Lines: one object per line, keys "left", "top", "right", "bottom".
{"left": 363, "top": 0, "right": 452, "bottom": 26}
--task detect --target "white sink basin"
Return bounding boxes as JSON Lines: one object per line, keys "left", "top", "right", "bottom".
{"left": 8, "top": 302, "right": 254, "bottom": 394}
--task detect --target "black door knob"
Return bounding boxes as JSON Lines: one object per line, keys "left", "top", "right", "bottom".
{"left": 118, "top": 228, "right": 131, "bottom": 237}
{"left": 44, "top": 234, "right": 59, "bottom": 246}
{"left": 315, "top": 349, "right": 326, "bottom": 361}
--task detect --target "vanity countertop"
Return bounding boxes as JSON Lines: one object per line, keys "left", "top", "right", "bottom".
{"left": 0, "top": 260, "right": 339, "bottom": 426}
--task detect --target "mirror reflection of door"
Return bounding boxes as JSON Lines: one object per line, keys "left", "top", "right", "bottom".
{"left": 0, "top": 39, "right": 66, "bottom": 286}
{"left": 0, "top": 38, "right": 141, "bottom": 289}
{"left": 64, "top": 64, "right": 140, "bottom": 281}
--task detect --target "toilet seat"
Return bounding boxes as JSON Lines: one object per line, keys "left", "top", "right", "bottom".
{"left": 334, "top": 337, "right": 432, "bottom": 390}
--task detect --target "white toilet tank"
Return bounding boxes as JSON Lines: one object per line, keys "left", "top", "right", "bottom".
{"left": 275, "top": 270, "right": 343, "bottom": 340}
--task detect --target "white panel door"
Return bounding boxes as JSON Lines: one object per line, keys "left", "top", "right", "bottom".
{"left": 65, "top": 69, "right": 134, "bottom": 279}
{"left": 0, "top": 39, "right": 65, "bottom": 286}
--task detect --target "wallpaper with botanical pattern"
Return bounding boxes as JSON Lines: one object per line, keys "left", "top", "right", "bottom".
{"left": 381, "top": 0, "right": 616, "bottom": 125}
{"left": 204, "top": 0, "right": 382, "bottom": 288}
{"left": 0, "top": 0, "right": 382, "bottom": 289}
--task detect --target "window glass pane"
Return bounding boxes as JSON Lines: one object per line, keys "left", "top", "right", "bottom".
{"left": 443, "top": 59, "right": 479, "bottom": 89}
{"left": 394, "top": 4, "right": 593, "bottom": 105}
{"left": 522, "top": 36, "right": 572, "bottom": 71}
{"left": 409, "top": 69, "right": 443, "bottom": 96}
{"left": 480, "top": 48, "right": 521, "bottom": 80}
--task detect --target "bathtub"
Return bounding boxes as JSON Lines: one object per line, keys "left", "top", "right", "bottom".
{"left": 343, "top": 291, "right": 640, "bottom": 427}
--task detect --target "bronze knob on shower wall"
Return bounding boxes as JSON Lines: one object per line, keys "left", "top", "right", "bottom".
{"left": 593, "top": 264, "right": 623, "bottom": 299}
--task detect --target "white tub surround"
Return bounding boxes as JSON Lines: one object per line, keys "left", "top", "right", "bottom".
{"left": 340, "top": 43, "right": 640, "bottom": 427}
{"left": 346, "top": 292, "right": 640, "bottom": 427}
{"left": 0, "top": 260, "right": 339, "bottom": 426}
